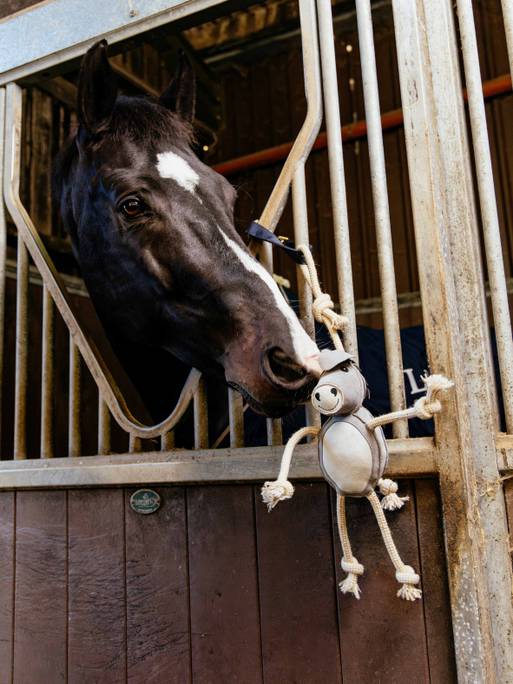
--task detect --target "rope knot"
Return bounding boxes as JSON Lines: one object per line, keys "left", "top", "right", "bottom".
{"left": 378, "top": 478, "right": 409, "bottom": 511}
{"left": 395, "top": 565, "right": 422, "bottom": 601}
{"left": 311, "top": 293, "right": 347, "bottom": 331}
{"left": 340, "top": 556, "right": 365, "bottom": 599}
{"left": 261, "top": 479, "right": 294, "bottom": 511}
{"left": 414, "top": 396, "right": 442, "bottom": 420}
{"left": 341, "top": 558, "right": 364, "bottom": 576}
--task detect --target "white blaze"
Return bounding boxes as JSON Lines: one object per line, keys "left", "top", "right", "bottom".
{"left": 217, "top": 227, "right": 320, "bottom": 371}
{"left": 156, "top": 151, "right": 199, "bottom": 194}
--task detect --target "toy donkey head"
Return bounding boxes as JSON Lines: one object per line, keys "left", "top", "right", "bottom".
{"left": 311, "top": 349, "right": 368, "bottom": 416}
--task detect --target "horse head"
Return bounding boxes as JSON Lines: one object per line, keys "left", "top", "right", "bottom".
{"left": 54, "top": 40, "right": 320, "bottom": 418}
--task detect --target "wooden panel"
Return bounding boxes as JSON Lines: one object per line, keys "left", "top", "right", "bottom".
{"left": 187, "top": 485, "right": 262, "bottom": 684}
{"left": 0, "top": 492, "right": 14, "bottom": 684}
{"left": 415, "top": 479, "right": 457, "bottom": 682}
{"left": 68, "top": 489, "right": 126, "bottom": 682}
{"left": 13, "top": 491, "right": 67, "bottom": 683}
{"left": 125, "top": 487, "right": 190, "bottom": 683}
{"left": 255, "top": 482, "right": 342, "bottom": 684}
{"left": 334, "top": 481, "right": 430, "bottom": 683}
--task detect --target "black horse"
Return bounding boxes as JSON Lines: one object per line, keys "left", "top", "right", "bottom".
{"left": 53, "top": 40, "right": 320, "bottom": 426}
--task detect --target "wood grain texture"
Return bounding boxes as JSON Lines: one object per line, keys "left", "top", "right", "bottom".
{"left": 0, "top": 492, "right": 14, "bottom": 684}
{"left": 125, "top": 487, "right": 190, "bottom": 683}
{"left": 68, "top": 489, "right": 126, "bottom": 683}
{"left": 187, "top": 485, "right": 262, "bottom": 684}
{"left": 13, "top": 491, "right": 67, "bottom": 683}
{"left": 414, "top": 479, "right": 457, "bottom": 683}
{"left": 333, "top": 482, "right": 430, "bottom": 683}
{"left": 255, "top": 482, "right": 343, "bottom": 684}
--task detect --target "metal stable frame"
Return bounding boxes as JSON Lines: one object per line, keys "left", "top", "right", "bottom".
{"left": 1, "top": 0, "right": 513, "bottom": 680}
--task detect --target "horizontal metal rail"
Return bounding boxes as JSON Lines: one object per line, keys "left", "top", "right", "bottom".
{"left": 0, "top": 437, "right": 437, "bottom": 488}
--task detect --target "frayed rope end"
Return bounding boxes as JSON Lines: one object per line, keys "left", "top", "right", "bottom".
{"left": 340, "top": 557, "right": 364, "bottom": 600}
{"left": 261, "top": 480, "right": 294, "bottom": 511}
{"left": 395, "top": 565, "right": 422, "bottom": 601}
{"left": 397, "top": 584, "right": 423, "bottom": 601}
{"left": 339, "top": 575, "right": 362, "bottom": 599}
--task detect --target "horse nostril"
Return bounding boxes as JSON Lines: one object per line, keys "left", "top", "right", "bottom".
{"left": 264, "top": 347, "right": 310, "bottom": 389}
{"left": 315, "top": 392, "right": 320, "bottom": 401}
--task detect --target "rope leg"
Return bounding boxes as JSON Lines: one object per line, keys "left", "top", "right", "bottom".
{"left": 336, "top": 495, "right": 364, "bottom": 599}
{"left": 367, "top": 490, "right": 422, "bottom": 601}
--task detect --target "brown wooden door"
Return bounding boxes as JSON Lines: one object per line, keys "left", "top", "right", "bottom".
{"left": 0, "top": 480, "right": 456, "bottom": 683}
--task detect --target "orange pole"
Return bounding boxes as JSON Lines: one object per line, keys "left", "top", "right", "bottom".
{"left": 213, "top": 73, "right": 512, "bottom": 177}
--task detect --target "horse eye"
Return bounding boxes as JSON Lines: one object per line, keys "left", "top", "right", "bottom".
{"left": 330, "top": 387, "right": 337, "bottom": 396}
{"left": 119, "top": 197, "right": 144, "bottom": 218}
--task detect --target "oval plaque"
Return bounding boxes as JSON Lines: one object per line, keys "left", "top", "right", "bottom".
{"left": 130, "top": 489, "right": 161, "bottom": 515}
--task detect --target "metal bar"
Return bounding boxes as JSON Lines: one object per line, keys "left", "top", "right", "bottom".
{"left": 40, "top": 286, "right": 54, "bottom": 458}
{"left": 0, "top": 0, "right": 226, "bottom": 85}
{"left": 68, "top": 338, "right": 81, "bottom": 458}
{"left": 258, "top": 0, "right": 323, "bottom": 230}
{"left": 356, "top": 0, "right": 406, "bottom": 438}
{"left": 316, "top": 0, "right": 358, "bottom": 358}
{"left": 0, "top": 89, "right": 6, "bottom": 454}
{"left": 228, "top": 388, "right": 244, "bottom": 448}
{"left": 502, "top": 1, "right": 513, "bottom": 79}
{"left": 14, "top": 238, "right": 28, "bottom": 460}
{"left": 292, "top": 167, "right": 320, "bottom": 429}
{"left": 129, "top": 434, "right": 142, "bottom": 453}
{"left": 161, "top": 431, "right": 175, "bottom": 451}
{"left": 213, "top": 73, "right": 512, "bottom": 178}
{"left": 392, "top": 0, "right": 513, "bottom": 678}
{"left": 97, "top": 399, "right": 111, "bottom": 455}
{"left": 193, "top": 377, "right": 208, "bottom": 449}
{"left": 456, "top": 0, "right": 513, "bottom": 433}
{"left": 0, "top": 437, "right": 437, "bottom": 489}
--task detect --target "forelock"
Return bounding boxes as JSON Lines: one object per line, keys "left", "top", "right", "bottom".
{"left": 109, "top": 96, "right": 195, "bottom": 147}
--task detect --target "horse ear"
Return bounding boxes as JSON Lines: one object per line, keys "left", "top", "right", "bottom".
{"left": 77, "top": 39, "right": 117, "bottom": 134}
{"left": 159, "top": 51, "right": 196, "bottom": 122}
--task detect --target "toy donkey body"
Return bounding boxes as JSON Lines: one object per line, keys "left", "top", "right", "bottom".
{"left": 262, "top": 348, "right": 453, "bottom": 601}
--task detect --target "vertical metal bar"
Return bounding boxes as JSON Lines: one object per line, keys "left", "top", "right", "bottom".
{"left": 457, "top": 0, "right": 513, "bottom": 433}
{"left": 228, "top": 388, "right": 244, "bottom": 448}
{"left": 98, "top": 398, "right": 110, "bottom": 455}
{"left": 292, "top": 167, "right": 320, "bottom": 430}
{"left": 129, "top": 434, "right": 142, "bottom": 452}
{"left": 40, "top": 286, "right": 54, "bottom": 458}
{"left": 193, "top": 377, "right": 208, "bottom": 449}
{"left": 316, "top": 0, "right": 358, "bottom": 358}
{"left": 0, "top": 89, "right": 7, "bottom": 453}
{"left": 260, "top": 242, "right": 283, "bottom": 446}
{"left": 68, "top": 338, "right": 81, "bottom": 457}
{"left": 161, "top": 430, "right": 175, "bottom": 451}
{"left": 258, "top": 0, "right": 323, "bottom": 231}
{"left": 393, "top": 0, "right": 513, "bottom": 678}
{"left": 14, "top": 238, "right": 28, "bottom": 459}
{"left": 355, "top": 0, "right": 407, "bottom": 438}
{"left": 502, "top": 0, "right": 513, "bottom": 79}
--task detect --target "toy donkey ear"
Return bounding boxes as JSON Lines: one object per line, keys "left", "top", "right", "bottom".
{"left": 77, "top": 40, "right": 118, "bottom": 134}
{"left": 159, "top": 51, "right": 196, "bottom": 122}
{"left": 319, "top": 349, "right": 353, "bottom": 372}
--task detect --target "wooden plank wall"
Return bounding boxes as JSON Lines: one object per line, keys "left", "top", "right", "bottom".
{"left": 0, "top": 480, "right": 456, "bottom": 683}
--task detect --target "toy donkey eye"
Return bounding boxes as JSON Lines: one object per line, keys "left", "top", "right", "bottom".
{"left": 330, "top": 387, "right": 337, "bottom": 396}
